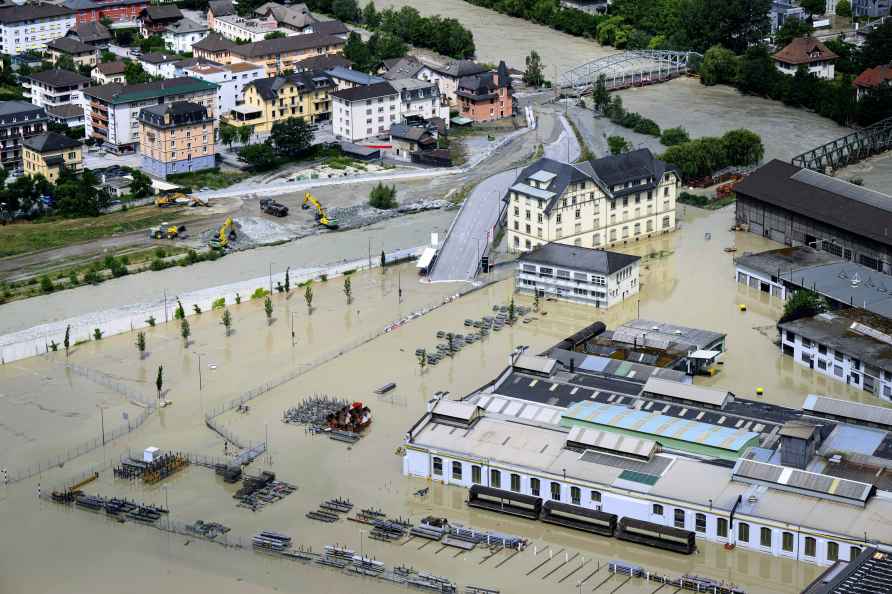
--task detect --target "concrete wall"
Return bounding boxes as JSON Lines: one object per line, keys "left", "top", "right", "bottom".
{"left": 141, "top": 153, "right": 215, "bottom": 178}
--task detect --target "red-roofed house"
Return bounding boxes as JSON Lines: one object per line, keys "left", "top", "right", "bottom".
{"left": 853, "top": 65, "right": 892, "bottom": 100}
{"left": 773, "top": 36, "right": 838, "bottom": 79}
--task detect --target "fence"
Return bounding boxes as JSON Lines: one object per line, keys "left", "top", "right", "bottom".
{"left": 65, "top": 362, "right": 156, "bottom": 409}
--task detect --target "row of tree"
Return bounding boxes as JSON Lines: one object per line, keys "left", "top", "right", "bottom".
{"left": 235, "top": 117, "right": 315, "bottom": 171}
{"left": 658, "top": 128, "right": 765, "bottom": 180}
{"left": 343, "top": 31, "right": 407, "bottom": 73}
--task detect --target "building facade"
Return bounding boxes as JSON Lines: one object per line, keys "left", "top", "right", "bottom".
{"left": 23, "top": 69, "right": 90, "bottom": 110}
{"left": 389, "top": 78, "right": 449, "bottom": 124}
{"left": 91, "top": 60, "right": 126, "bottom": 85}
{"left": 192, "top": 32, "right": 238, "bottom": 63}
{"left": 63, "top": 0, "right": 147, "bottom": 26}
{"left": 47, "top": 37, "right": 98, "bottom": 68}
{"left": 224, "top": 70, "right": 334, "bottom": 133}
{"left": 515, "top": 242, "right": 640, "bottom": 308}
{"left": 138, "top": 101, "right": 215, "bottom": 178}
{"left": 227, "top": 33, "right": 346, "bottom": 76}
{"left": 137, "top": 5, "right": 182, "bottom": 37}
{"left": 414, "top": 58, "right": 489, "bottom": 105}
{"left": 331, "top": 81, "right": 399, "bottom": 142}
{"left": 0, "top": 4, "right": 76, "bottom": 55}
{"left": 46, "top": 104, "right": 85, "bottom": 130}
{"left": 507, "top": 151, "right": 680, "bottom": 253}
{"left": 851, "top": 0, "right": 891, "bottom": 16}
{"left": 83, "top": 77, "right": 218, "bottom": 151}
{"left": 456, "top": 61, "right": 513, "bottom": 123}
{"left": 773, "top": 36, "right": 838, "bottom": 79}
{"left": 21, "top": 131, "right": 83, "bottom": 182}
{"left": 183, "top": 61, "right": 264, "bottom": 115}
{"left": 211, "top": 13, "right": 286, "bottom": 42}
{"left": 0, "top": 101, "right": 48, "bottom": 170}
{"left": 162, "top": 18, "right": 208, "bottom": 53}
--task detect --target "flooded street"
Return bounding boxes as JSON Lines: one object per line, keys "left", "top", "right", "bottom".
{"left": 3, "top": 204, "right": 876, "bottom": 594}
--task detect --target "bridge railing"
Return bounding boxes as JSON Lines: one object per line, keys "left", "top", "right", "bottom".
{"left": 791, "top": 115, "right": 892, "bottom": 172}
{"left": 559, "top": 50, "right": 702, "bottom": 89}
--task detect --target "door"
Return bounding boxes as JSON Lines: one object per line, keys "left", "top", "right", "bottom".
{"left": 769, "top": 229, "right": 786, "bottom": 244}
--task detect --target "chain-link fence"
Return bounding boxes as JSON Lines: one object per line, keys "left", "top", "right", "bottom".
{"left": 65, "top": 362, "right": 156, "bottom": 409}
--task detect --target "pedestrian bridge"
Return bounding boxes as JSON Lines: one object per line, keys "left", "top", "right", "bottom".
{"left": 559, "top": 50, "right": 701, "bottom": 93}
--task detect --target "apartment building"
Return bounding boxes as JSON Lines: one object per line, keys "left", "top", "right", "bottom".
{"left": 515, "top": 242, "right": 640, "bottom": 308}
{"left": 183, "top": 61, "right": 264, "bottom": 114}
{"left": 46, "top": 37, "right": 98, "bottom": 69}
{"left": 162, "top": 18, "right": 208, "bottom": 53}
{"left": 83, "top": 77, "right": 218, "bottom": 152}
{"left": 23, "top": 69, "right": 90, "bottom": 110}
{"left": 138, "top": 52, "right": 179, "bottom": 78}
{"left": 456, "top": 61, "right": 513, "bottom": 123}
{"left": 21, "top": 131, "right": 83, "bottom": 182}
{"left": 138, "top": 101, "right": 215, "bottom": 178}
{"left": 0, "top": 101, "right": 49, "bottom": 170}
{"left": 207, "top": 0, "right": 234, "bottom": 29}
{"left": 253, "top": 2, "right": 316, "bottom": 33}
{"left": 227, "top": 33, "right": 346, "bottom": 76}
{"left": 387, "top": 78, "right": 449, "bottom": 124}
{"left": 192, "top": 32, "right": 237, "bottom": 63}
{"left": 224, "top": 70, "right": 334, "bottom": 133}
{"left": 506, "top": 150, "right": 680, "bottom": 253}
{"left": 331, "top": 81, "right": 399, "bottom": 143}
{"left": 0, "top": 4, "right": 76, "bottom": 55}
{"left": 63, "top": 0, "right": 147, "bottom": 26}
{"left": 211, "top": 13, "right": 287, "bottom": 42}
{"left": 46, "top": 104, "right": 85, "bottom": 130}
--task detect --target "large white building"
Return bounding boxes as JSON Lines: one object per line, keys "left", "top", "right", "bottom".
{"left": 163, "top": 18, "right": 208, "bottom": 53}
{"left": 23, "top": 69, "right": 90, "bottom": 110}
{"left": 507, "top": 150, "right": 680, "bottom": 253}
{"left": 389, "top": 78, "right": 449, "bottom": 125}
{"left": 515, "top": 242, "right": 640, "bottom": 309}
{"left": 211, "top": 13, "right": 289, "bottom": 42}
{"left": 0, "top": 3, "right": 76, "bottom": 55}
{"left": 331, "top": 81, "right": 399, "bottom": 143}
{"left": 182, "top": 61, "right": 264, "bottom": 114}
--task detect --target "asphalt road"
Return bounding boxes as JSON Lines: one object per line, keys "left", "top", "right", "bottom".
{"left": 429, "top": 113, "right": 580, "bottom": 282}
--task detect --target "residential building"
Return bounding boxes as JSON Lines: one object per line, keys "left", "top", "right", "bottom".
{"left": 293, "top": 53, "right": 350, "bottom": 73}
{"left": 138, "top": 101, "right": 215, "bottom": 178}
{"left": 23, "top": 69, "right": 90, "bottom": 110}
{"left": 227, "top": 33, "right": 346, "bottom": 76}
{"left": 0, "top": 101, "right": 48, "bottom": 170}
{"left": 91, "top": 60, "right": 126, "bottom": 84}
{"left": 779, "top": 309, "right": 892, "bottom": 401}
{"left": 170, "top": 57, "right": 220, "bottom": 78}
{"left": 388, "top": 123, "right": 435, "bottom": 162}
{"left": 183, "top": 61, "right": 264, "bottom": 114}
{"left": 207, "top": 0, "right": 234, "bottom": 30}
{"left": 388, "top": 78, "right": 449, "bottom": 124}
{"left": 211, "top": 13, "right": 288, "bottom": 42}
{"left": 65, "top": 21, "right": 111, "bottom": 47}
{"left": 311, "top": 19, "right": 349, "bottom": 39}
{"left": 515, "top": 242, "right": 640, "bottom": 308}
{"left": 559, "top": 0, "right": 609, "bottom": 14}
{"left": 46, "top": 37, "right": 98, "bottom": 69}
{"left": 83, "top": 77, "right": 218, "bottom": 151}
{"left": 773, "top": 36, "right": 838, "bottom": 79}
{"left": 21, "top": 131, "right": 83, "bottom": 182}
{"left": 0, "top": 4, "right": 76, "bottom": 55}
{"left": 254, "top": 2, "right": 316, "bottom": 33}
{"left": 734, "top": 159, "right": 892, "bottom": 275}
{"left": 163, "top": 18, "right": 208, "bottom": 53}
{"left": 851, "top": 0, "right": 891, "bottom": 16}
{"left": 192, "top": 32, "right": 237, "bottom": 63}
{"left": 506, "top": 150, "right": 680, "bottom": 253}
{"left": 138, "top": 5, "right": 182, "bottom": 37}
{"left": 415, "top": 58, "right": 489, "bottom": 105}
{"left": 138, "top": 52, "right": 180, "bottom": 78}
{"left": 324, "top": 65, "right": 383, "bottom": 90}
{"left": 46, "top": 103, "right": 85, "bottom": 130}
{"left": 331, "top": 81, "right": 399, "bottom": 142}
{"left": 456, "top": 61, "right": 513, "bottom": 123}
{"left": 769, "top": 1, "right": 806, "bottom": 33}
{"left": 63, "top": 0, "right": 147, "bottom": 26}
{"left": 224, "top": 70, "right": 334, "bottom": 133}
{"left": 853, "top": 64, "right": 892, "bottom": 100}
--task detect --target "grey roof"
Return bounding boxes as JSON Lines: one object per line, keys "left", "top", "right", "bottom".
{"left": 22, "top": 131, "right": 81, "bottom": 153}
{"left": 293, "top": 53, "right": 350, "bottom": 72}
{"left": 325, "top": 65, "right": 383, "bottom": 86}
{"left": 0, "top": 3, "right": 72, "bottom": 24}
{"left": 208, "top": 0, "right": 233, "bottom": 16}
{"left": 735, "top": 160, "right": 892, "bottom": 248}
{"left": 780, "top": 261, "right": 892, "bottom": 318}
{"left": 734, "top": 246, "right": 841, "bottom": 278}
{"left": 67, "top": 21, "right": 111, "bottom": 44}
{"left": 26, "top": 68, "right": 90, "bottom": 87}
{"left": 389, "top": 123, "right": 432, "bottom": 143}
{"left": 642, "top": 377, "right": 730, "bottom": 408}
{"left": 421, "top": 58, "right": 487, "bottom": 78}
{"left": 230, "top": 33, "right": 344, "bottom": 58}
{"left": 380, "top": 56, "right": 423, "bottom": 80}
{"left": 141, "top": 5, "right": 182, "bottom": 21}
{"left": 330, "top": 81, "right": 397, "bottom": 102}
{"left": 779, "top": 310, "right": 892, "bottom": 374}
{"left": 46, "top": 103, "right": 84, "bottom": 119}
{"left": 140, "top": 52, "right": 179, "bottom": 65}
{"left": 0, "top": 101, "right": 47, "bottom": 119}
{"left": 246, "top": 71, "right": 334, "bottom": 101}
{"left": 518, "top": 242, "right": 640, "bottom": 275}
{"left": 803, "top": 394, "right": 892, "bottom": 429}
{"left": 313, "top": 19, "right": 348, "bottom": 36}
{"left": 192, "top": 32, "right": 237, "bottom": 52}
{"left": 732, "top": 458, "right": 874, "bottom": 505}
{"left": 613, "top": 319, "right": 725, "bottom": 351}
{"left": 139, "top": 101, "right": 210, "bottom": 127}
{"left": 165, "top": 18, "right": 207, "bottom": 34}
{"left": 510, "top": 156, "right": 591, "bottom": 212}
{"left": 387, "top": 77, "right": 435, "bottom": 93}
{"left": 255, "top": 2, "right": 316, "bottom": 29}
{"left": 802, "top": 547, "right": 891, "bottom": 594}
{"left": 47, "top": 37, "right": 96, "bottom": 55}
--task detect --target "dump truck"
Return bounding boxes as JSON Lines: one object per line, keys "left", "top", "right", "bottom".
{"left": 302, "top": 192, "right": 338, "bottom": 229}
{"left": 148, "top": 223, "right": 186, "bottom": 239}
{"left": 260, "top": 198, "right": 288, "bottom": 217}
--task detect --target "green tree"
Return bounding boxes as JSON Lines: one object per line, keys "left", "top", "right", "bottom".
{"left": 146, "top": 315, "right": 156, "bottom": 327}
{"left": 264, "top": 31, "right": 286, "bottom": 39}
{"left": 156, "top": 365, "right": 163, "bottom": 401}
{"left": 40, "top": 275, "right": 54, "bottom": 293}
{"left": 269, "top": 117, "right": 314, "bottom": 158}
{"left": 124, "top": 61, "right": 152, "bottom": 84}
{"left": 607, "top": 135, "right": 631, "bottom": 155}
{"left": 592, "top": 74, "right": 610, "bottom": 113}
{"left": 239, "top": 142, "right": 278, "bottom": 170}
{"left": 128, "top": 168, "right": 152, "bottom": 199}
{"left": 180, "top": 318, "right": 191, "bottom": 346}
{"left": 221, "top": 308, "right": 232, "bottom": 336}
{"left": 332, "top": 0, "right": 360, "bottom": 22}
{"left": 343, "top": 275, "right": 352, "bottom": 303}
{"left": 775, "top": 16, "right": 813, "bottom": 47}
{"left": 64, "top": 324, "right": 71, "bottom": 357}
{"left": 418, "top": 348, "right": 427, "bottom": 374}
{"left": 380, "top": 250, "right": 386, "bottom": 269}
{"left": 138, "top": 35, "right": 166, "bottom": 53}
{"left": 343, "top": 32, "right": 373, "bottom": 72}
{"left": 699, "top": 45, "right": 738, "bottom": 86}
{"left": 660, "top": 127, "right": 690, "bottom": 146}
{"left": 736, "top": 45, "right": 778, "bottom": 96}
{"left": 508, "top": 297, "right": 515, "bottom": 322}
{"left": 362, "top": 1, "right": 380, "bottom": 28}
{"left": 264, "top": 295, "right": 273, "bottom": 324}
{"left": 781, "top": 290, "right": 827, "bottom": 323}
{"left": 136, "top": 331, "right": 146, "bottom": 359}
{"left": 285, "top": 267, "right": 290, "bottom": 293}
{"left": 861, "top": 19, "right": 892, "bottom": 70}
{"left": 799, "top": 0, "right": 826, "bottom": 15}
{"left": 835, "top": 0, "right": 851, "bottom": 17}
{"left": 674, "top": 0, "right": 772, "bottom": 54}
{"left": 220, "top": 122, "right": 237, "bottom": 149}
{"left": 174, "top": 298, "right": 185, "bottom": 320}
{"left": 368, "top": 182, "right": 398, "bottom": 209}
{"left": 93, "top": 328, "right": 103, "bottom": 340}
{"left": 100, "top": 50, "right": 117, "bottom": 63}
{"left": 237, "top": 125, "right": 253, "bottom": 145}
{"left": 523, "top": 50, "right": 545, "bottom": 87}
{"left": 721, "top": 129, "right": 764, "bottom": 166}
{"left": 304, "top": 283, "right": 313, "bottom": 313}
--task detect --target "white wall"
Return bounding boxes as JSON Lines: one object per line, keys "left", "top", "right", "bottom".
{"left": 0, "top": 15, "right": 76, "bottom": 54}
{"left": 333, "top": 93, "right": 400, "bottom": 143}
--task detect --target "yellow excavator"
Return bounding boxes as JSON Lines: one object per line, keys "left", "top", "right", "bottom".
{"left": 302, "top": 192, "right": 339, "bottom": 229}
{"left": 208, "top": 217, "right": 236, "bottom": 249}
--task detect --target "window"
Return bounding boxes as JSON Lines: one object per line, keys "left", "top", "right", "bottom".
{"left": 471, "top": 465, "right": 481, "bottom": 484}
{"left": 652, "top": 504, "right": 663, "bottom": 516}
{"left": 827, "top": 541, "right": 839, "bottom": 561}
{"left": 571, "top": 486, "right": 581, "bottom": 505}
{"left": 674, "top": 509, "right": 685, "bottom": 528}
{"left": 452, "top": 461, "right": 462, "bottom": 480}
{"left": 530, "top": 478, "right": 540, "bottom": 497}
{"left": 695, "top": 513, "right": 706, "bottom": 533}
{"left": 804, "top": 537, "right": 816, "bottom": 557}
{"left": 510, "top": 473, "right": 520, "bottom": 492}
{"left": 782, "top": 532, "right": 794, "bottom": 552}
{"left": 550, "top": 481, "right": 561, "bottom": 501}
{"left": 760, "top": 527, "right": 772, "bottom": 548}
{"left": 850, "top": 546, "right": 862, "bottom": 560}
{"left": 662, "top": 215, "right": 671, "bottom": 229}
{"left": 432, "top": 457, "right": 442, "bottom": 476}
{"left": 717, "top": 518, "right": 728, "bottom": 538}
{"left": 738, "top": 522, "right": 750, "bottom": 543}
{"left": 591, "top": 491, "right": 601, "bottom": 504}
{"left": 490, "top": 469, "right": 501, "bottom": 488}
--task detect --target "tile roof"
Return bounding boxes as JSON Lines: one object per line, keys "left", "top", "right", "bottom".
{"left": 46, "top": 103, "right": 84, "bottom": 119}
{"left": 165, "top": 18, "right": 207, "bottom": 34}
{"left": 518, "top": 242, "right": 640, "bottom": 275}
{"left": 140, "top": 52, "right": 180, "bottom": 64}
{"left": 389, "top": 123, "right": 433, "bottom": 143}
{"left": 773, "top": 36, "right": 839, "bottom": 65}
{"left": 208, "top": 0, "right": 233, "bottom": 16}
{"left": 139, "top": 100, "right": 211, "bottom": 127}
{"left": 420, "top": 57, "right": 487, "bottom": 78}
{"left": 22, "top": 131, "right": 81, "bottom": 153}
{"left": 141, "top": 5, "right": 182, "bottom": 20}
{"left": 64, "top": 0, "right": 144, "bottom": 10}
{"left": 255, "top": 2, "right": 316, "bottom": 29}
{"left": 27, "top": 68, "right": 90, "bottom": 87}
{"left": 853, "top": 64, "right": 892, "bottom": 89}
{"left": 0, "top": 101, "right": 47, "bottom": 118}
{"left": 95, "top": 60, "right": 126, "bottom": 75}
{"left": 293, "top": 53, "right": 351, "bottom": 72}
{"left": 0, "top": 3, "right": 72, "bottom": 23}
{"left": 67, "top": 21, "right": 111, "bottom": 44}
{"left": 192, "top": 32, "right": 237, "bottom": 52}
{"left": 230, "top": 32, "right": 344, "bottom": 58}
{"left": 47, "top": 36, "right": 95, "bottom": 54}
{"left": 312, "top": 19, "right": 348, "bottom": 36}
{"left": 330, "top": 81, "right": 397, "bottom": 102}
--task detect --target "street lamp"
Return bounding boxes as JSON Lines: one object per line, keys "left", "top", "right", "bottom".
{"left": 195, "top": 352, "right": 203, "bottom": 390}
{"left": 291, "top": 311, "right": 298, "bottom": 347}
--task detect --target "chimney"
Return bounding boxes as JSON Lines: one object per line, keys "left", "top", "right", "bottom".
{"left": 569, "top": 357, "right": 575, "bottom": 373}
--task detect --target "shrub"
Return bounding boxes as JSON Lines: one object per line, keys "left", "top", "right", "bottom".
{"left": 150, "top": 258, "right": 168, "bottom": 271}
{"left": 68, "top": 271, "right": 79, "bottom": 286}
{"left": 660, "top": 127, "right": 690, "bottom": 146}
{"left": 235, "top": 293, "right": 242, "bottom": 304}
{"left": 319, "top": 274, "right": 328, "bottom": 282}
{"left": 93, "top": 328, "right": 103, "bottom": 340}
{"left": 192, "top": 304, "right": 202, "bottom": 314}
{"left": 369, "top": 182, "right": 398, "bottom": 209}
{"left": 146, "top": 315, "right": 156, "bottom": 327}
{"left": 780, "top": 290, "right": 827, "bottom": 324}
{"left": 632, "top": 117, "right": 660, "bottom": 136}
{"left": 607, "top": 135, "right": 631, "bottom": 155}
{"left": 251, "top": 287, "right": 270, "bottom": 299}
{"left": 212, "top": 297, "right": 226, "bottom": 309}
{"left": 154, "top": 247, "right": 167, "bottom": 258}
{"left": 40, "top": 275, "right": 54, "bottom": 293}
{"left": 83, "top": 270, "right": 102, "bottom": 285}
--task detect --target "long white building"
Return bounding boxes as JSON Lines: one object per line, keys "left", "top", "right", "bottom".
{"left": 0, "top": 3, "right": 76, "bottom": 55}
{"left": 182, "top": 61, "right": 264, "bottom": 115}
{"left": 331, "top": 81, "right": 399, "bottom": 143}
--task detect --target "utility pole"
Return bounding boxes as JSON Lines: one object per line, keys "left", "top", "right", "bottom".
{"left": 268, "top": 263, "right": 272, "bottom": 294}
{"left": 367, "top": 238, "right": 371, "bottom": 270}
{"left": 98, "top": 405, "right": 105, "bottom": 446}
{"left": 291, "top": 311, "right": 296, "bottom": 347}
{"left": 197, "top": 353, "right": 202, "bottom": 391}
{"left": 163, "top": 289, "right": 168, "bottom": 323}
{"left": 398, "top": 269, "right": 402, "bottom": 303}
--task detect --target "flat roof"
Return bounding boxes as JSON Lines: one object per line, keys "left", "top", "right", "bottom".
{"left": 735, "top": 246, "right": 842, "bottom": 278}
{"left": 430, "top": 399, "right": 478, "bottom": 422}
{"left": 803, "top": 394, "right": 892, "bottom": 429}
{"left": 780, "top": 311, "right": 892, "bottom": 374}
{"left": 416, "top": 246, "right": 436, "bottom": 269}
{"left": 567, "top": 425, "right": 658, "bottom": 459}
{"left": 612, "top": 319, "right": 725, "bottom": 351}
{"left": 780, "top": 262, "right": 892, "bottom": 318}
{"left": 642, "top": 377, "right": 730, "bottom": 408}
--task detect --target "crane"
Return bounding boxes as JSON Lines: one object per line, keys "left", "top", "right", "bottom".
{"left": 302, "top": 192, "right": 339, "bottom": 229}
{"left": 208, "top": 217, "right": 236, "bottom": 249}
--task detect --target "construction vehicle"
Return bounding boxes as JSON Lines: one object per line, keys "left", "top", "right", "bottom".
{"left": 148, "top": 223, "right": 186, "bottom": 239}
{"left": 302, "top": 192, "right": 338, "bottom": 229}
{"left": 155, "top": 194, "right": 178, "bottom": 208}
{"left": 189, "top": 195, "right": 210, "bottom": 207}
{"left": 260, "top": 198, "right": 288, "bottom": 217}
{"left": 209, "top": 217, "right": 236, "bottom": 249}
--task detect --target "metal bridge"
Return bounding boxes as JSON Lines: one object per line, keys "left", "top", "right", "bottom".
{"left": 559, "top": 50, "right": 702, "bottom": 92}
{"left": 791, "top": 116, "right": 892, "bottom": 172}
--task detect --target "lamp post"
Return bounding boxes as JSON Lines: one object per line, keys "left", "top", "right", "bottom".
{"left": 196, "top": 352, "right": 203, "bottom": 391}
{"left": 291, "top": 311, "right": 298, "bottom": 347}
{"left": 97, "top": 404, "right": 105, "bottom": 446}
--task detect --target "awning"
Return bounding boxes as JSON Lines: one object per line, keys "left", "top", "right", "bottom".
{"left": 416, "top": 247, "right": 436, "bottom": 270}
{"left": 688, "top": 349, "right": 721, "bottom": 360}
{"left": 450, "top": 116, "right": 473, "bottom": 126}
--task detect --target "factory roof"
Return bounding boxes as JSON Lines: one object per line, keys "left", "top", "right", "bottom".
{"left": 803, "top": 394, "right": 892, "bottom": 431}
{"left": 429, "top": 399, "right": 480, "bottom": 424}
{"left": 567, "top": 425, "right": 658, "bottom": 460}
{"left": 518, "top": 242, "right": 640, "bottom": 276}
{"left": 779, "top": 310, "right": 892, "bottom": 374}
{"left": 803, "top": 548, "right": 892, "bottom": 593}
{"left": 512, "top": 354, "right": 558, "bottom": 376}
{"left": 611, "top": 319, "right": 725, "bottom": 351}
{"left": 780, "top": 262, "right": 892, "bottom": 318}
{"left": 732, "top": 458, "right": 874, "bottom": 505}
{"left": 642, "top": 377, "right": 731, "bottom": 408}
{"left": 734, "top": 246, "right": 841, "bottom": 278}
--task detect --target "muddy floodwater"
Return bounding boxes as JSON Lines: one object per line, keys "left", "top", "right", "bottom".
{"left": 4, "top": 204, "right": 883, "bottom": 594}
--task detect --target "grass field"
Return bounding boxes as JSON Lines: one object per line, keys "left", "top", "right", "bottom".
{"left": 166, "top": 168, "right": 248, "bottom": 190}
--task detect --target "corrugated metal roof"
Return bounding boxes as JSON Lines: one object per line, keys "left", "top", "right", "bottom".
{"left": 567, "top": 426, "right": 657, "bottom": 459}
{"left": 510, "top": 182, "right": 555, "bottom": 201}
{"left": 430, "top": 399, "right": 478, "bottom": 422}
{"left": 803, "top": 394, "right": 892, "bottom": 429}
{"left": 513, "top": 354, "right": 557, "bottom": 376}
{"left": 643, "top": 377, "right": 730, "bottom": 408}
{"left": 732, "top": 458, "right": 873, "bottom": 504}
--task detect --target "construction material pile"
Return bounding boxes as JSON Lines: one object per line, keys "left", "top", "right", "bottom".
{"left": 253, "top": 530, "right": 292, "bottom": 552}
{"left": 185, "top": 520, "right": 231, "bottom": 540}
{"left": 234, "top": 471, "right": 297, "bottom": 512}
{"left": 113, "top": 452, "right": 189, "bottom": 484}
{"left": 306, "top": 497, "right": 353, "bottom": 523}
{"left": 283, "top": 395, "right": 350, "bottom": 431}
{"left": 419, "top": 303, "right": 531, "bottom": 366}
{"left": 67, "top": 493, "right": 168, "bottom": 523}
